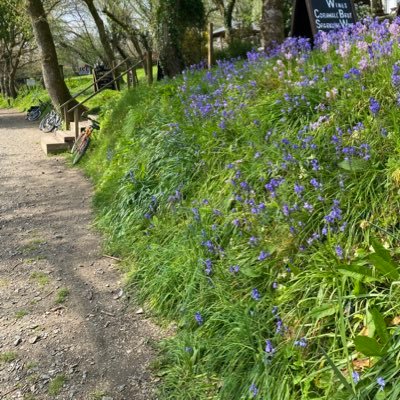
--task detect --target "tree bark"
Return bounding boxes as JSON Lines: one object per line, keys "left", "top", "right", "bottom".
{"left": 260, "top": 0, "right": 284, "bottom": 51}
{"left": 212, "top": 0, "right": 236, "bottom": 44}
{"left": 26, "top": 0, "right": 77, "bottom": 109}
{"left": 82, "top": 0, "right": 115, "bottom": 67}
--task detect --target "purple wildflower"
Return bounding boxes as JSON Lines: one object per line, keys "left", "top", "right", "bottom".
{"left": 377, "top": 377, "right": 385, "bottom": 391}
{"left": 195, "top": 312, "right": 203, "bottom": 325}
{"left": 204, "top": 259, "right": 212, "bottom": 275}
{"left": 229, "top": 265, "right": 240, "bottom": 274}
{"left": 265, "top": 339, "right": 275, "bottom": 354}
{"left": 258, "top": 251, "right": 270, "bottom": 261}
{"left": 335, "top": 245, "right": 344, "bottom": 259}
{"left": 248, "top": 236, "right": 258, "bottom": 246}
{"left": 352, "top": 371, "right": 360, "bottom": 384}
{"left": 369, "top": 97, "right": 380, "bottom": 116}
{"left": 249, "top": 383, "right": 258, "bottom": 397}
{"left": 294, "top": 337, "right": 307, "bottom": 348}
{"left": 251, "top": 288, "right": 261, "bottom": 301}
{"left": 294, "top": 183, "right": 304, "bottom": 196}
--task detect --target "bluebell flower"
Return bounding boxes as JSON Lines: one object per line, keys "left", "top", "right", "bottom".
{"left": 251, "top": 288, "right": 261, "bottom": 301}
{"left": 249, "top": 383, "right": 258, "bottom": 397}
{"left": 294, "top": 183, "right": 304, "bottom": 196}
{"left": 369, "top": 97, "right": 380, "bottom": 116}
{"left": 377, "top": 377, "right": 385, "bottom": 391}
{"left": 294, "top": 337, "right": 307, "bottom": 348}
{"left": 352, "top": 371, "right": 360, "bottom": 384}
{"left": 335, "top": 245, "right": 344, "bottom": 259}
{"left": 204, "top": 259, "right": 212, "bottom": 275}
{"left": 258, "top": 251, "right": 270, "bottom": 261}
{"left": 248, "top": 236, "right": 258, "bottom": 246}
{"left": 265, "top": 339, "right": 275, "bottom": 354}
{"left": 195, "top": 312, "right": 203, "bottom": 325}
{"left": 229, "top": 265, "right": 240, "bottom": 274}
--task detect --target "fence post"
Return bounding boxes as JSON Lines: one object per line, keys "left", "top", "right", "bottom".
{"left": 147, "top": 51, "right": 153, "bottom": 85}
{"left": 126, "top": 62, "right": 131, "bottom": 89}
{"left": 64, "top": 106, "right": 70, "bottom": 130}
{"left": 74, "top": 108, "right": 80, "bottom": 139}
{"left": 112, "top": 61, "right": 120, "bottom": 91}
{"left": 208, "top": 23, "right": 214, "bottom": 69}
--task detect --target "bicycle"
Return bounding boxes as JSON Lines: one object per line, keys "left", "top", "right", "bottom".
{"left": 71, "top": 117, "right": 99, "bottom": 164}
{"left": 39, "top": 108, "right": 62, "bottom": 133}
{"left": 26, "top": 99, "right": 50, "bottom": 121}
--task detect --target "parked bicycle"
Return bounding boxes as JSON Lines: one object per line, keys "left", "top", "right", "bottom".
{"left": 39, "top": 108, "right": 62, "bottom": 133}
{"left": 26, "top": 99, "right": 50, "bottom": 121}
{"left": 71, "top": 117, "right": 99, "bottom": 164}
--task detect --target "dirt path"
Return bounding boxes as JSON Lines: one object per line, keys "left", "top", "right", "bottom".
{"left": 0, "top": 109, "right": 161, "bottom": 400}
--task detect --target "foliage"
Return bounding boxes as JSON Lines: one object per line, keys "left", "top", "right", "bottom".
{"left": 74, "top": 17, "right": 400, "bottom": 400}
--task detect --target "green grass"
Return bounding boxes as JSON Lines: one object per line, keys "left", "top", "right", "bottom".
{"left": 15, "top": 309, "right": 29, "bottom": 319}
{"left": 30, "top": 271, "right": 50, "bottom": 287}
{"left": 0, "top": 352, "right": 18, "bottom": 363}
{"left": 47, "top": 374, "right": 66, "bottom": 396}
{"left": 55, "top": 288, "right": 69, "bottom": 304}
{"left": 0, "top": 74, "right": 121, "bottom": 115}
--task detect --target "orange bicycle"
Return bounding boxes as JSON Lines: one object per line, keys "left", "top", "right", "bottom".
{"left": 71, "top": 117, "right": 99, "bottom": 164}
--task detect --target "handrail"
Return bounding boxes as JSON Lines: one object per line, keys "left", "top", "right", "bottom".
{"left": 67, "top": 60, "right": 143, "bottom": 113}
{"left": 60, "top": 57, "right": 140, "bottom": 109}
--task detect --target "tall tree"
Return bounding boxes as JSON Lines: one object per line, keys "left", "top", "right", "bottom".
{"left": 211, "top": 0, "right": 237, "bottom": 43}
{"left": 81, "top": 0, "right": 116, "bottom": 66}
{"left": 260, "top": 0, "right": 284, "bottom": 51}
{"left": 155, "top": 0, "right": 205, "bottom": 78}
{"left": 25, "top": 0, "right": 77, "bottom": 108}
{"left": 0, "top": 0, "right": 32, "bottom": 98}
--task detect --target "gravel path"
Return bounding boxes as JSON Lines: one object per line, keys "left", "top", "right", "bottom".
{"left": 0, "top": 109, "right": 161, "bottom": 400}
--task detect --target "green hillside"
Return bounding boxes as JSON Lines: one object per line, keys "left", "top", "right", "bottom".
{"left": 81, "top": 19, "right": 400, "bottom": 399}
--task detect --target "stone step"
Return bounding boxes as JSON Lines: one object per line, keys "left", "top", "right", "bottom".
{"left": 41, "top": 134, "right": 70, "bottom": 155}
{"left": 58, "top": 130, "right": 76, "bottom": 143}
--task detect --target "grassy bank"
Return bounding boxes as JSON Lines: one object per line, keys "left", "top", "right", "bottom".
{"left": 78, "top": 19, "right": 400, "bottom": 399}
{"left": 0, "top": 66, "right": 153, "bottom": 112}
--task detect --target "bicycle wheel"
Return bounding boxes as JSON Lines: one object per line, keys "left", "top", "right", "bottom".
{"left": 72, "top": 137, "right": 90, "bottom": 165}
{"left": 42, "top": 112, "right": 56, "bottom": 133}
{"left": 28, "top": 108, "right": 41, "bottom": 121}
{"left": 71, "top": 132, "right": 87, "bottom": 154}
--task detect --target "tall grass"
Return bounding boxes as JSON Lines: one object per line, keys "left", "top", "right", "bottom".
{"left": 81, "top": 18, "right": 400, "bottom": 399}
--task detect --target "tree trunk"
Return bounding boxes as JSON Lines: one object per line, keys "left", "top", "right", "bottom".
{"left": 371, "top": 0, "right": 384, "bottom": 16}
{"left": 158, "top": 21, "right": 184, "bottom": 78}
{"left": 82, "top": 0, "right": 115, "bottom": 67}
{"left": 26, "top": 0, "right": 78, "bottom": 110}
{"left": 260, "top": 0, "right": 284, "bottom": 51}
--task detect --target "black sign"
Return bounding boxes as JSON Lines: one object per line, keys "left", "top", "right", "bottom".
{"left": 291, "top": 0, "right": 357, "bottom": 38}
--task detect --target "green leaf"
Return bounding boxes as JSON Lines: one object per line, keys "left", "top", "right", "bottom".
{"left": 369, "top": 253, "right": 399, "bottom": 280}
{"left": 371, "top": 238, "right": 392, "bottom": 263}
{"left": 370, "top": 308, "right": 390, "bottom": 345}
{"left": 320, "top": 347, "right": 354, "bottom": 393}
{"left": 240, "top": 267, "right": 263, "bottom": 278}
{"left": 338, "top": 159, "right": 368, "bottom": 172}
{"left": 354, "top": 336, "right": 385, "bottom": 357}
{"left": 309, "top": 304, "right": 337, "bottom": 320}
{"left": 337, "top": 264, "right": 378, "bottom": 282}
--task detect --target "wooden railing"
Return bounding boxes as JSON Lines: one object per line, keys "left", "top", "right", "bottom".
{"left": 60, "top": 54, "right": 153, "bottom": 137}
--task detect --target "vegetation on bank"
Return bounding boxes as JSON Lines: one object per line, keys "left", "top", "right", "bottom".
{"left": 81, "top": 18, "right": 400, "bottom": 400}
{"left": 0, "top": 68, "right": 152, "bottom": 113}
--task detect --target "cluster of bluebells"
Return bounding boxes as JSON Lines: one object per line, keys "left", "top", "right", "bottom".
{"left": 152, "top": 17, "right": 400, "bottom": 396}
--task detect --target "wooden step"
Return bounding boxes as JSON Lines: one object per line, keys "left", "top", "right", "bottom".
{"left": 41, "top": 134, "right": 70, "bottom": 155}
